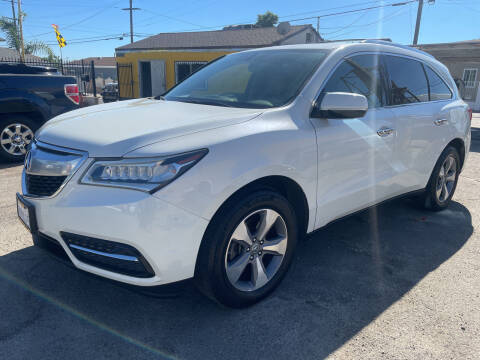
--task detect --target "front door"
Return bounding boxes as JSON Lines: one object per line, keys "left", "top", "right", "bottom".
{"left": 140, "top": 61, "right": 152, "bottom": 97}
{"left": 150, "top": 60, "right": 166, "bottom": 96}
{"left": 139, "top": 60, "right": 166, "bottom": 98}
{"left": 310, "top": 54, "right": 399, "bottom": 227}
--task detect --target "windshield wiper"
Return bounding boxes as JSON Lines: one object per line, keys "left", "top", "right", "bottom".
{"left": 173, "top": 98, "right": 236, "bottom": 108}
{"left": 154, "top": 95, "right": 166, "bottom": 100}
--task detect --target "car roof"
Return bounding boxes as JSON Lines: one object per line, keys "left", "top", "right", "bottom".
{"left": 242, "top": 40, "right": 448, "bottom": 76}
{"left": 248, "top": 40, "right": 432, "bottom": 59}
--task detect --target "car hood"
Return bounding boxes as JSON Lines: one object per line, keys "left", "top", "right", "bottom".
{"left": 36, "top": 98, "right": 262, "bottom": 157}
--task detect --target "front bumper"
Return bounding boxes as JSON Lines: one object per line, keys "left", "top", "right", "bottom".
{"left": 22, "top": 165, "right": 209, "bottom": 287}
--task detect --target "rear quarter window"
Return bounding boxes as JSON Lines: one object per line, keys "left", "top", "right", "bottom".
{"left": 424, "top": 65, "right": 452, "bottom": 101}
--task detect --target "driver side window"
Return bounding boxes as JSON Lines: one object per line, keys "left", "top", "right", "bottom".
{"left": 321, "top": 54, "right": 387, "bottom": 108}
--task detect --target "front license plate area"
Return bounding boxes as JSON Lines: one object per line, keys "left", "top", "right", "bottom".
{"left": 16, "top": 193, "right": 37, "bottom": 233}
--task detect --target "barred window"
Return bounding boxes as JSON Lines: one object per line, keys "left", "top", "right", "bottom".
{"left": 175, "top": 61, "right": 207, "bottom": 83}
{"left": 462, "top": 68, "right": 477, "bottom": 88}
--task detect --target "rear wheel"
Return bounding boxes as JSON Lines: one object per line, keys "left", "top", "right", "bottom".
{"left": 422, "top": 146, "right": 460, "bottom": 211}
{"left": 195, "top": 190, "right": 298, "bottom": 308}
{"left": 0, "top": 116, "right": 36, "bottom": 162}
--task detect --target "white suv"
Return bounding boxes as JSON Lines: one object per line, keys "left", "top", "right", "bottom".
{"left": 17, "top": 41, "right": 471, "bottom": 307}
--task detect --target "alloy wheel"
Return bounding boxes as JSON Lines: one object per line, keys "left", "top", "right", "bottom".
{"left": 225, "top": 208, "right": 288, "bottom": 292}
{"left": 0, "top": 123, "right": 34, "bottom": 156}
{"left": 436, "top": 154, "right": 457, "bottom": 202}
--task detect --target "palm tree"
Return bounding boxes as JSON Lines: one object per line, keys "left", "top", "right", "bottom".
{"left": 0, "top": 17, "right": 54, "bottom": 59}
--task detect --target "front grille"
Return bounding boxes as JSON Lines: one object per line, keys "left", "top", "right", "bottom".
{"left": 26, "top": 174, "right": 67, "bottom": 196}
{"left": 61, "top": 232, "right": 155, "bottom": 278}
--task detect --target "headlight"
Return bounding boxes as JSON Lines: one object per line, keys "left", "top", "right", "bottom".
{"left": 80, "top": 149, "right": 208, "bottom": 193}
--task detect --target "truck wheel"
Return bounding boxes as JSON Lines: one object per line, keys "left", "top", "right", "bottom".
{"left": 195, "top": 190, "right": 298, "bottom": 308}
{"left": 0, "top": 116, "right": 36, "bottom": 162}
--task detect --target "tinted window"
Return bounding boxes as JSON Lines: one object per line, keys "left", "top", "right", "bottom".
{"left": 175, "top": 62, "right": 207, "bottom": 83}
{"left": 166, "top": 50, "right": 329, "bottom": 109}
{"left": 424, "top": 66, "right": 452, "bottom": 101}
{"left": 384, "top": 55, "right": 429, "bottom": 105}
{"left": 321, "top": 54, "right": 386, "bottom": 108}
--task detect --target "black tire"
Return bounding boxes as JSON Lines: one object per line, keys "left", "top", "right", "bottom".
{"left": 195, "top": 190, "right": 299, "bottom": 308}
{"left": 0, "top": 115, "right": 37, "bottom": 163}
{"left": 422, "top": 146, "right": 461, "bottom": 211}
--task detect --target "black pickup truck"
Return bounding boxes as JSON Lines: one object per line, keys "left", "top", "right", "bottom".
{"left": 0, "top": 64, "right": 80, "bottom": 161}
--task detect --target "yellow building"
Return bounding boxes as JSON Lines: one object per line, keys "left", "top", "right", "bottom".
{"left": 115, "top": 23, "right": 322, "bottom": 99}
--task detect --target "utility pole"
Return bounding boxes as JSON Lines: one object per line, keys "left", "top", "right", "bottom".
{"left": 122, "top": 0, "right": 140, "bottom": 44}
{"left": 17, "top": 0, "right": 25, "bottom": 62}
{"left": 316, "top": 16, "right": 319, "bottom": 34}
{"left": 413, "top": 0, "right": 424, "bottom": 45}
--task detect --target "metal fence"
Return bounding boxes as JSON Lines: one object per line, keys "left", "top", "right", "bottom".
{"left": 117, "top": 63, "right": 134, "bottom": 99}
{"left": 0, "top": 57, "right": 97, "bottom": 95}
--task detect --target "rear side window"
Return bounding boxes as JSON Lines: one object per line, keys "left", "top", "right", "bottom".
{"left": 424, "top": 66, "right": 452, "bottom": 101}
{"left": 384, "top": 55, "right": 429, "bottom": 105}
{"left": 322, "top": 54, "right": 386, "bottom": 108}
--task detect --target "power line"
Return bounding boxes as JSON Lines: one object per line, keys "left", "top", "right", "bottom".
{"left": 16, "top": 0, "right": 419, "bottom": 47}
{"left": 320, "top": 11, "right": 370, "bottom": 36}
{"left": 139, "top": 9, "right": 205, "bottom": 28}
{"left": 44, "top": 33, "right": 127, "bottom": 43}
{"left": 278, "top": 0, "right": 391, "bottom": 20}
{"left": 284, "top": 0, "right": 417, "bottom": 23}
{"left": 327, "top": 7, "right": 408, "bottom": 40}
{"left": 28, "top": 0, "right": 122, "bottom": 38}
{"left": 136, "top": 0, "right": 418, "bottom": 34}
{"left": 45, "top": 35, "right": 127, "bottom": 46}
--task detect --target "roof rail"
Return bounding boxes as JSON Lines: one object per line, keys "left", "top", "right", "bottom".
{"left": 361, "top": 39, "right": 435, "bottom": 58}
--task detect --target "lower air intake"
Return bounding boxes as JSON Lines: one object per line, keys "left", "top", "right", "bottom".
{"left": 60, "top": 232, "right": 155, "bottom": 278}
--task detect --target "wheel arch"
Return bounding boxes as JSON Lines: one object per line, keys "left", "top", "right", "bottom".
{"left": 1, "top": 109, "right": 46, "bottom": 128}
{"left": 194, "top": 175, "right": 309, "bottom": 299}
{"left": 202, "top": 175, "right": 310, "bottom": 244}
{"left": 447, "top": 138, "right": 465, "bottom": 170}
{"left": 425, "top": 137, "right": 465, "bottom": 189}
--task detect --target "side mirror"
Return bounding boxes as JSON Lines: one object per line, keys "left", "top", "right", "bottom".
{"left": 311, "top": 92, "right": 368, "bottom": 119}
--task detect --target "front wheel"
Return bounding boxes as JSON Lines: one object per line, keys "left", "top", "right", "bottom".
{"left": 195, "top": 190, "right": 298, "bottom": 308}
{"left": 0, "top": 116, "right": 36, "bottom": 162}
{"left": 422, "top": 146, "right": 460, "bottom": 211}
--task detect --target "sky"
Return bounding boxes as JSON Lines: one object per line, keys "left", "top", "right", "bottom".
{"left": 1, "top": 0, "right": 479, "bottom": 60}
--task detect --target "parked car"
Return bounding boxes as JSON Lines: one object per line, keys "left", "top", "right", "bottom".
{"left": 17, "top": 41, "right": 471, "bottom": 307}
{"left": 101, "top": 82, "right": 118, "bottom": 103}
{"left": 0, "top": 63, "right": 80, "bottom": 161}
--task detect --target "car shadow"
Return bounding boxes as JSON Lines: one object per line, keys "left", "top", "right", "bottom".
{"left": 0, "top": 198, "right": 473, "bottom": 360}
{"left": 0, "top": 161, "right": 23, "bottom": 170}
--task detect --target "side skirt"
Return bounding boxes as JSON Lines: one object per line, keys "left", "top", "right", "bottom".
{"left": 308, "top": 188, "right": 426, "bottom": 235}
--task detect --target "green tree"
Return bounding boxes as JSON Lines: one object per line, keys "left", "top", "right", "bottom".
{"left": 256, "top": 11, "right": 279, "bottom": 27}
{"left": 0, "top": 17, "right": 54, "bottom": 58}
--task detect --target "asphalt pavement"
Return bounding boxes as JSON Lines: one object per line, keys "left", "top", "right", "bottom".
{"left": 0, "top": 116, "right": 479, "bottom": 359}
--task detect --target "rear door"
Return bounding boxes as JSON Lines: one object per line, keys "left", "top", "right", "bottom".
{"left": 310, "top": 53, "right": 399, "bottom": 226}
{"left": 383, "top": 55, "right": 454, "bottom": 190}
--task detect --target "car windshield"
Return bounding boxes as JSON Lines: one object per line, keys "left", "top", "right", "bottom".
{"left": 164, "top": 49, "right": 330, "bottom": 109}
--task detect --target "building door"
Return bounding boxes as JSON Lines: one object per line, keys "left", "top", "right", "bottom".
{"left": 139, "top": 60, "right": 166, "bottom": 98}
{"left": 150, "top": 60, "right": 166, "bottom": 96}
{"left": 140, "top": 61, "right": 152, "bottom": 97}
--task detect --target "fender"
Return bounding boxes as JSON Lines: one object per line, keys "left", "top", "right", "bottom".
{"left": 0, "top": 88, "right": 49, "bottom": 122}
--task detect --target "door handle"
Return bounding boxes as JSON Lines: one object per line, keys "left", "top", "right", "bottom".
{"left": 377, "top": 128, "right": 395, "bottom": 137}
{"left": 434, "top": 118, "right": 448, "bottom": 126}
